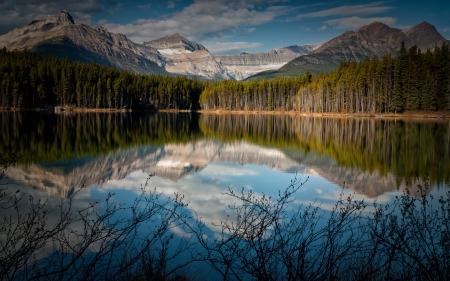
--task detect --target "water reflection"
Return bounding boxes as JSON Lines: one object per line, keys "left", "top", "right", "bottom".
{"left": 1, "top": 112, "right": 449, "bottom": 200}
{"left": 2, "top": 112, "right": 449, "bottom": 279}
{"left": 199, "top": 114, "right": 450, "bottom": 187}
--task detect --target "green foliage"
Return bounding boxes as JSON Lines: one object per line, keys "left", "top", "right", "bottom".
{"left": 0, "top": 48, "right": 204, "bottom": 110}
{"left": 201, "top": 43, "right": 450, "bottom": 113}
{"left": 1, "top": 43, "right": 449, "bottom": 113}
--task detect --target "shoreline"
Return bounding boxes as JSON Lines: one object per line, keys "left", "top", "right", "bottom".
{"left": 197, "top": 109, "right": 450, "bottom": 120}
{"left": 1, "top": 106, "right": 449, "bottom": 120}
{"left": 0, "top": 106, "right": 134, "bottom": 113}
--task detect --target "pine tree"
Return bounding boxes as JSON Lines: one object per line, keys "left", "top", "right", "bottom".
{"left": 422, "top": 70, "right": 437, "bottom": 111}
{"left": 391, "top": 42, "right": 408, "bottom": 113}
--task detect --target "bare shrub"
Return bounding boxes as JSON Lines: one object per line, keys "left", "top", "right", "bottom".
{"left": 193, "top": 175, "right": 450, "bottom": 281}
{"left": 0, "top": 173, "right": 198, "bottom": 281}
{"left": 368, "top": 174, "right": 450, "bottom": 281}
{"left": 2, "top": 152, "right": 449, "bottom": 281}
{"left": 193, "top": 176, "right": 370, "bottom": 281}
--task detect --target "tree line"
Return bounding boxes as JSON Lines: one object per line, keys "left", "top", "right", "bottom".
{"left": 1, "top": 43, "right": 449, "bottom": 113}
{"left": 0, "top": 48, "right": 205, "bottom": 110}
{"left": 200, "top": 42, "right": 450, "bottom": 113}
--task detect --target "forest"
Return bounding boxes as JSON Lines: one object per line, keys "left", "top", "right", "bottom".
{"left": 0, "top": 42, "right": 449, "bottom": 113}
{"left": 200, "top": 42, "right": 450, "bottom": 113}
{"left": 0, "top": 48, "right": 205, "bottom": 110}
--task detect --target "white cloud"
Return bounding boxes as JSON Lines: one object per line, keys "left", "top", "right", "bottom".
{"left": 98, "top": 19, "right": 108, "bottom": 25}
{"left": 291, "top": 2, "right": 403, "bottom": 31}
{"left": 137, "top": 4, "right": 151, "bottom": 9}
{"left": 167, "top": 0, "right": 176, "bottom": 9}
{"left": 325, "top": 16, "right": 398, "bottom": 30}
{"left": 297, "top": 2, "right": 394, "bottom": 19}
{"left": 103, "top": 0, "right": 292, "bottom": 43}
{"left": 72, "top": 11, "right": 94, "bottom": 25}
{"left": 202, "top": 162, "right": 261, "bottom": 176}
{"left": 200, "top": 41, "right": 264, "bottom": 55}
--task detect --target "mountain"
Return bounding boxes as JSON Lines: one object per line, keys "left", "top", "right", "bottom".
{"left": 144, "top": 33, "right": 206, "bottom": 53}
{"left": 405, "top": 21, "right": 450, "bottom": 51}
{"left": 215, "top": 44, "right": 321, "bottom": 80}
{"left": 0, "top": 11, "right": 317, "bottom": 80}
{"left": 2, "top": 12, "right": 448, "bottom": 81}
{"left": 248, "top": 21, "right": 449, "bottom": 80}
{"left": 144, "top": 33, "right": 231, "bottom": 79}
{"left": 0, "top": 10, "right": 167, "bottom": 75}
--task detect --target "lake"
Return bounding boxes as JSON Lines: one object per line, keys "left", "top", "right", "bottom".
{"left": 1, "top": 111, "right": 449, "bottom": 279}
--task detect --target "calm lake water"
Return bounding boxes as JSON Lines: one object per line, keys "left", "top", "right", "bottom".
{"left": 1, "top": 111, "right": 449, "bottom": 278}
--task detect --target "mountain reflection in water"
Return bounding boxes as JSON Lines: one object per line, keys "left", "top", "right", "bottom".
{"left": 1, "top": 112, "right": 449, "bottom": 200}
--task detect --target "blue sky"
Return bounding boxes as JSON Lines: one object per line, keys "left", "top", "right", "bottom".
{"left": 1, "top": 0, "right": 449, "bottom": 55}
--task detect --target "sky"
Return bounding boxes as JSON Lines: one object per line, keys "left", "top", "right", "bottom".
{"left": 1, "top": 0, "right": 449, "bottom": 55}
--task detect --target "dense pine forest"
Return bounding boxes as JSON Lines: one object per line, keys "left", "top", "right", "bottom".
{"left": 0, "top": 43, "right": 449, "bottom": 112}
{"left": 200, "top": 43, "right": 450, "bottom": 113}
{"left": 0, "top": 48, "right": 205, "bottom": 110}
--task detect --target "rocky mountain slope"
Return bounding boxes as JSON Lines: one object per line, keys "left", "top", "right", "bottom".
{"left": 143, "top": 34, "right": 321, "bottom": 80}
{"left": 290, "top": 21, "right": 448, "bottom": 66}
{"left": 248, "top": 21, "right": 449, "bottom": 80}
{"left": 0, "top": 11, "right": 318, "bottom": 80}
{"left": 0, "top": 11, "right": 167, "bottom": 75}
{"left": 215, "top": 44, "right": 321, "bottom": 80}
{"left": 404, "top": 21, "right": 449, "bottom": 51}
{"left": 1, "top": 12, "right": 448, "bottom": 81}
{"left": 144, "top": 33, "right": 231, "bottom": 79}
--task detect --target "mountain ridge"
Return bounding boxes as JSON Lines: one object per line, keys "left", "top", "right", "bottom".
{"left": 0, "top": 11, "right": 167, "bottom": 75}
{"left": 144, "top": 33, "right": 207, "bottom": 53}
{"left": 247, "top": 21, "right": 449, "bottom": 80}
{"left": 215, "top": 43, "right": 321, "bottom": 80}
{"left": 0, "top": 11, "right": 319, "bottom": 80}
{"left": 144, "top": 33, "right": 231, "bottom": 79}
{"left": 1, "top": 11, "right": 448, "bottom": 80}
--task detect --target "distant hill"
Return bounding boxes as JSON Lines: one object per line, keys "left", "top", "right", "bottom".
{"left": 247, "top": 21, "right": 450, "bottom": 80}
{"left": 244, "top": 63, "right": 338, "bottom": 80}
{"left": 215, "top": 43, "right": 322, "bottom": 80}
